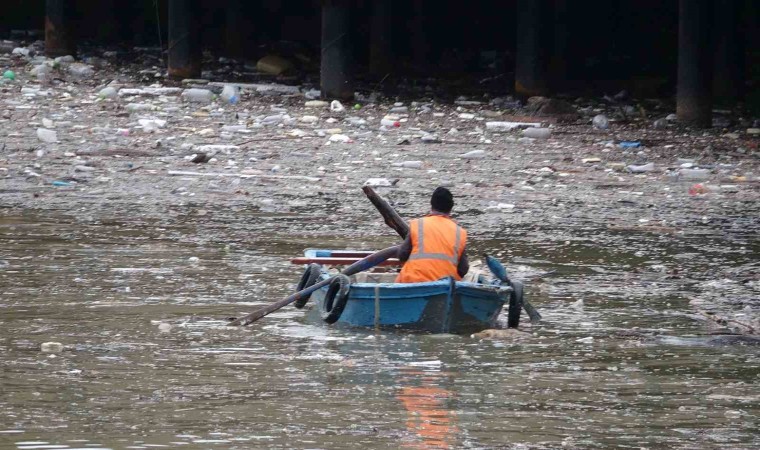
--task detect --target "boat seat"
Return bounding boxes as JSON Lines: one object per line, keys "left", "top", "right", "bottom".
{"left": 352, "top": 264, "right": 495, "bottom": 285}
{"left": 353, "top": 272, "right": 399, "bottom": 284}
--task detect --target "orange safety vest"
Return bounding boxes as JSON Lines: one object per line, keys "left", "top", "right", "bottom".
{"left": 396, "top": 215, "right": 467, "bottom": 283}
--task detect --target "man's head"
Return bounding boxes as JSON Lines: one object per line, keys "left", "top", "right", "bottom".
{"left": 431, "top": 187, "right": 454, "bottom": 214}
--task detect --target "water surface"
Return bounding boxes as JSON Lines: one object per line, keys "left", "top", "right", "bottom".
{"left": 1, "top": 213, "right": 758, "bottom": 449}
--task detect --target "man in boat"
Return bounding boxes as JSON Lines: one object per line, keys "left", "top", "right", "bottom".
{"left": 396, "top": 187, "right": 469, "bottom": 283}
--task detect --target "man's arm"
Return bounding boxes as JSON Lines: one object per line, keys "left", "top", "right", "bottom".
{"left": 457, "top": 250, "right": 469, "bottom": 278}
{"left": 397, "top": 235, "right": 412, "bottom": 262}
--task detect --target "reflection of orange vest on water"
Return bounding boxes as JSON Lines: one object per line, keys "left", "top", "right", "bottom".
{"left": 396, "top": 215, "right": 467, "bottom": 283}
{"left": 397, "top": 385, "right": 456, "bottom": 449}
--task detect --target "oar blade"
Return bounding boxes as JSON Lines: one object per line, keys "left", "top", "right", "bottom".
{"left": 483, "top": 254, "right": 509, "bottom": 282}
{"left": 484, "top": 254, "right": 542, "bottom": 323}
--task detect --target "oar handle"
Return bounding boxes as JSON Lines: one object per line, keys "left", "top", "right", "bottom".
{"left": 362, "top": 186, "right": 410, "bottom": 239}
{"left": 229, "top": 245, "right": 400, "bottom": 326}
{"left": 341, "top": 245, "right": 400, "bottom": 276}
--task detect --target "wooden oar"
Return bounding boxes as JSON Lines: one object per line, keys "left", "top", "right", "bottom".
{"left": 291, "top": 257, "right": 401, "bottom": 266}
{"left": 362, "top": 186, "right": 410, "bottom": 238}
{"left": 228, "top": 245, "right": 400, "bottom": 326}
{"left": 361, "top": 186, "right": 542, "bottom": 322}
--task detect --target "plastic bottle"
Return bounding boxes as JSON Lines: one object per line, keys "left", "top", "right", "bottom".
{"left": 158, "top": 87, "right": 182, "bottom": 95}
{"left": 305, "top": 100, "right": 328, "bottom": 108}
{"left": 592, "top": 114, "right": 609, "bottom": 129}
{"left": 522, "top": 127, "right": 551, "bottom": 139}
{"left": 304, "top": 89, "right": 321, "bottom": 100}
{"left": 138, "top": 119, "right": 166, "bottom": 132}
{"left": 364, "top": 178, "right": 396, "bottom": 187}
{"left": 330, "top": 100, "right": 345, "bottom": 112}
{"left": 262, "top": 114, "right": 285, "bottom": 125}
{"left": 126, "top": 103, "right": 154, "bottom": 113}
{"left": 67, "top": 63, "right": 94, "bottom": 79}
{"left": 380, "top": 118, "right": 400, "bottom": 127}
{"left": 41, "top": 342, "right": 64, "bottom": 353}
{"left": 98, "top": 87, "right": 118, "bottom": 100}
{"left": 220, "top": 85, "right": 240, "bottom": 104}
{"left": 181, "top": 88, "right": 214, "bottom": 103}
{"left": 679, "top": 168, "right": 710, "bottom": 180}
{"left": 626, "top": 162, "right": 654, "bottom": 173}
{"left": 37, "top": 128, "right": 57, "bottom": 143}
{"left": 119, "top": 88, "right": 144, "bottom": 96}
{"left": 54, "top": 55, "right": 75, "bottom": 64}
{"left": 460, "top": 150, "right": 486, "bottom": 159}
{"left": 486, "top": 121, "right": 539, "bottom": 131}
{"left": 329, "top": 134, "right": 352, "bottom": 143}
{"left": 221, "top": 125, "right": 247, "bottom": 132}
{"left": 392, "top": 161, "right": 423, "bottom": 169}
{"left": 31, "top": 64, "right": 52, "bottom": 79}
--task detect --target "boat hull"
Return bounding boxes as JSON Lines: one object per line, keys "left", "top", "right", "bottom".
{"left": 310, "top": 275, "right": 509, "bottom": 334}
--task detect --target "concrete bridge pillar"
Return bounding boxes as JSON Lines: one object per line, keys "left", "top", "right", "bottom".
{"left": 369, "top": 0, "right": 393, "bottom": 78}
{"left": 168, "top": 0, "right": 202, "bottom": 79}
{"left": 45, "top": 0, "right": 76, "bottom": 57}
{"left": 515, "top": 0, "right": 551, "bottom": 98}
{"left": 549, "top": 0, "right": 569, "bottom": 92}
{"left": 677, "top": 0, "right": 713, "bottom": 127}
{"left": 409, "top": 0, "right": 429, "bottom": 73}
{"left": 712, "top": 0, "right": 743, "bottom": 106}
{"left": 95, "top": 0, "right": 119, "bottom": 43}
{"left": 225, "top": 0, "right": 249, "bottom": 57}
{"left": 320, "top": 0, "right": 354, "bottom": 100}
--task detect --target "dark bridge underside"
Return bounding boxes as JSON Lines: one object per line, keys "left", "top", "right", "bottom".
{"left": 2, "top": 0, "right": 758, "bottom": 119}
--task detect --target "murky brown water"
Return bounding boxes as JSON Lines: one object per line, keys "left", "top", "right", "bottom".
{"left": 1, "top": 212, "right": 758, "bottom": 449}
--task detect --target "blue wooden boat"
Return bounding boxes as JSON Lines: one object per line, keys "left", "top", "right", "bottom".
{"left": 292, "top": 249, "right": 513, "bottom": 334}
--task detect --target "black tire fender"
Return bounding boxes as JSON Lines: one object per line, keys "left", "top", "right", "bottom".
{"left": 294, "top": 264, "right": 322, "bottom": 309}
{"left": 507, "top": 280, "right": 524, "bottom": 328}
{"left": 322, "top": 274, "right": 351, "bottom": 324}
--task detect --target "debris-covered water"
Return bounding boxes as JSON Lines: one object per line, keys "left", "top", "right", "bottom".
{"left": 1, "top": 40, "right": 759, "bottom": 449}
{"left": 1, "top": 213, "right": 758, "bottom": 450}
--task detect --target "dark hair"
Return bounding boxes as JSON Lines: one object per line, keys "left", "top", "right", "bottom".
{"left": 431, "top": 187, "right": 454, "bottom": 213}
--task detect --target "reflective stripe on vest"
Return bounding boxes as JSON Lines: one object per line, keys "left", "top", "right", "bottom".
{"left": 408, "top": 218, "right": 463, "bottom": 264}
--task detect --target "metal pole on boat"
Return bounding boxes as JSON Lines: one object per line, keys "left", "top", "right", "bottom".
{"left": 374, "top": 285, "right": 381, "bottom": 331}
